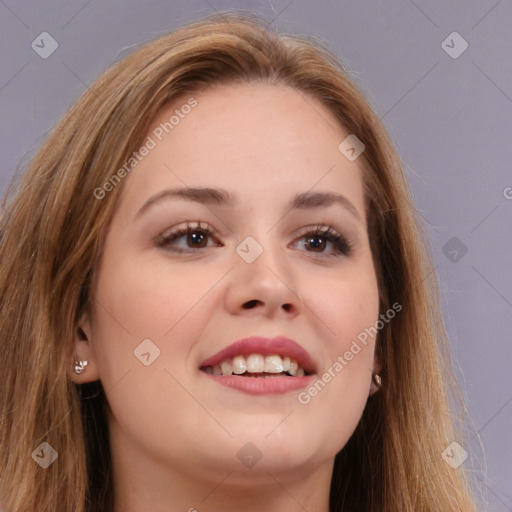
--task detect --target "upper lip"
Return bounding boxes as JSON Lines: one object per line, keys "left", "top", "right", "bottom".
{"left": 199, "top": 336, "right": 317, "bottom": 374}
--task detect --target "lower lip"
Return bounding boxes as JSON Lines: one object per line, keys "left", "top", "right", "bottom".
{"left": 200, "top": 372, "right": 314, "bottom": 395}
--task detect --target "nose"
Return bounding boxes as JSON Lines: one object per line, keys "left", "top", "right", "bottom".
{"left": 224, "top": 238, "right": 303, "bottom": 319}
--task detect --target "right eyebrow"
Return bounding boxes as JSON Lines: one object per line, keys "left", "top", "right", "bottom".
{"left": 135, "top": 187, "right": 235, "bottom": 218}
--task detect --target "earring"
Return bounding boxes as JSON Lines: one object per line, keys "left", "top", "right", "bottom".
{"left": 372, "top": 373, "right": 382, "bottom": 388}
{"left": 73, "top": 360, "right": 88, "bottom": 375}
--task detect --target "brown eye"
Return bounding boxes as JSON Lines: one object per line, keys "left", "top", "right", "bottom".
{"left": 184, "top": 231, "right": 208, "bottom": 248}
{"left": 305, "top": 235, "right": 327, "bottom": 252}
{"left": 294, "top": 226, "right": 353, "bottom": 257}
{"left": 157, "top": 221, "right": 220, "bottom": 253}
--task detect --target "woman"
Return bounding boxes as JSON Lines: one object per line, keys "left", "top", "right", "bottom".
{"left": 0, "top": 11, "right": 476, "bottom": 512}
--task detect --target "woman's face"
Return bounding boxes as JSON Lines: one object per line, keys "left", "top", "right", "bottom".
{"left": 76, "top": 83, "right": 380, "bottom": 484}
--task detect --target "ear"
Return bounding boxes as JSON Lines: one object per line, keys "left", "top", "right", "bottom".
{"left": 368, "top": 352, "right": 382, "bottom": 396}
{"left": 68, "top": 313, "right": 100, "bottom": 384}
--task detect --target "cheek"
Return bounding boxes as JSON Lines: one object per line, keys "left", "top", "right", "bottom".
{"left": 94, "top": 251, "right": 207, "bottom": 336}
{"left": 88, "top": 253, "right": 209, "bottom": 447}
{"left": 320, "top": 291, "right": 378, "bottom": 394}
{"left": 296, "top": 264, "right": 379, "bottom": 445}
{"left": 308, "top": 262, "right": 380, "bottom": 353}
{"left": 89, "top": 250, "right": 219, "bottom": 386}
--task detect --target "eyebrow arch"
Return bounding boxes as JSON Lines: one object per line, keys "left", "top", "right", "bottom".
{"left": 135, "top": 187, "right": 362, "bottom": 223}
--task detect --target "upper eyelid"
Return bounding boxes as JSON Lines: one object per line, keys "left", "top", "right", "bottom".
{"left": 159, "top": 220, "right": 213, "bottom": 237}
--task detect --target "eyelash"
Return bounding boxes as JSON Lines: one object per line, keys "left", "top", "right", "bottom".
{"left": 156, "top": 221, "right": 354, "bottom": 258}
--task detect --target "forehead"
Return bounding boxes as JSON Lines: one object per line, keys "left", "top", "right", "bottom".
{"left": 118, "top": 82, "right": 366, "bottom": 217}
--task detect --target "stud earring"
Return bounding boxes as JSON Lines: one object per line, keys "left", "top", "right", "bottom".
{"left": 73, "top": 360, "right": 88, "bottom": 375}
{"left": 372, "top": 373, "right": 382, "bottom": 388}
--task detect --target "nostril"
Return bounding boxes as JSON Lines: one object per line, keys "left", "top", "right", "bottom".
{"left": 243, "top": 299, "right": 260, "bottom": 309}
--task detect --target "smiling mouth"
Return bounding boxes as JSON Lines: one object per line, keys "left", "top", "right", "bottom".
{"left": 200, "top": 354, "right": 311, "bottom": 377}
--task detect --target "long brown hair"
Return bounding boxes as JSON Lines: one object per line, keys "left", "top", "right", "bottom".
{"left": 0, "top": 11, "right": 476, "bottom": 511}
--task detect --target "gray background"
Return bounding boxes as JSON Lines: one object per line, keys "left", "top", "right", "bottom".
{"left": 1, "top": 0, "right": 511, "bottom": 509}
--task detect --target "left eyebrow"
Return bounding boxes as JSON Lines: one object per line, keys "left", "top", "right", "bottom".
{"left": 290, "top": 191, "right": 363, "bottom": 223}
{"left": 135, "top": 187, "right": 363, "bottom": 223}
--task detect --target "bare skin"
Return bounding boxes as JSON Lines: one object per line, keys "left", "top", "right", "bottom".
{"left": 72, "top": 82, "right": 380, "bottom": 512}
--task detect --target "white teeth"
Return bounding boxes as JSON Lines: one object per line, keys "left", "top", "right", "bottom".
{"left": 221, "top": 361, "right": 232, "bottom": 376}
{"left": 205, "top": 354, "right": 306, "bottom": 376}
{"left": 288, "top": 359, "right": 298, "bottom": 376}
{"left": 265, "top": 355, "right": 284, "bottom": 373}
{"left": 232, "top": 355, "right": 247, "bottom": 375}
{"left": 246, "top": 354, "right": 264, "bottom": 373}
